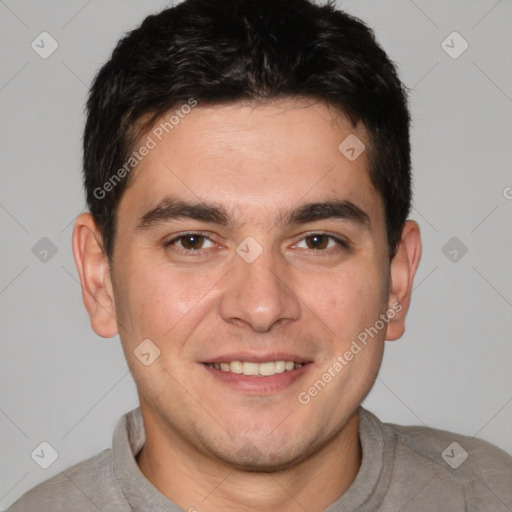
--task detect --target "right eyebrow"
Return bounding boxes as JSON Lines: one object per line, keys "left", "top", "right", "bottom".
{"left": 136, "top": 198, "right": 230, "bottom": 231}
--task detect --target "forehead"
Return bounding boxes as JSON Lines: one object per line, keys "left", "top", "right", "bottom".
{"left": 119, "top": 99, "right": 383, "bottom": 226}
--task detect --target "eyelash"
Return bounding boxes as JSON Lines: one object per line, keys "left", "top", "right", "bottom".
{"left": 164, "top": 232, "right": 351, "bottom": 255}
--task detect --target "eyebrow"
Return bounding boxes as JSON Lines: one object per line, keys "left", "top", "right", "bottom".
{"left": 136, "top": 197, "right": 370, "bottom": 231}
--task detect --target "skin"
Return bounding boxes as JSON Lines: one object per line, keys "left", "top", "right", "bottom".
{"left": 73, "top": 98, "right": 421, "bottom": 512}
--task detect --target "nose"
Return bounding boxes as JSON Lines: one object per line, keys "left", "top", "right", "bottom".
{"left": 219, "top": 247, "right": 301, "bottom": 332}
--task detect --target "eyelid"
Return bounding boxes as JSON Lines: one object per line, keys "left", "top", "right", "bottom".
{"left": 292, "top": 232, "right": 351, "bottom": 250}
{"left": 164, "top": 231, "right": 218, "bottom": 251}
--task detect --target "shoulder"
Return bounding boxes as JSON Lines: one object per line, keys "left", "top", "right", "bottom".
{"left": 380, "top": 413, "right": 512, "bottom": 508}
{"left": 388, "top": 417, "right": 512, "bottom": 471}
{"left": 6, "top": 449, "right": 129, "bottom": 512}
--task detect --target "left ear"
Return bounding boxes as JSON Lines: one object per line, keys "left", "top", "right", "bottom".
{"left": 385, "top": 220, "right": 422, "bottom": 341}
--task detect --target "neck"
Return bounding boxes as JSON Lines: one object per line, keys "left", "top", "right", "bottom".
{"left": 136, "top": 409, "right": 362, "bottom": 512}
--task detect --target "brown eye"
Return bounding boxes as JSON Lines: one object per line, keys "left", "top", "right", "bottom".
{"left": 179, "top": 234, "right": 206, "bottom": 250}
{"left": 305, "top": 234, "right": 330, "bottom": 250}
{"left": 165, "top": 233, "right": 215, "bottom": 252}
{"left": 295, "top": 233, "right": 350, "bottom": 252}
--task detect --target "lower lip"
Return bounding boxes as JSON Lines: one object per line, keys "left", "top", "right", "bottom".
{"left": 202, "top": 364, "right": 311, "bottom": 394}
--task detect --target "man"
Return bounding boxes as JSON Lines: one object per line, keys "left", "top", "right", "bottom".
{"left": 8, "top": 0, "right": 512, "bottom": 510}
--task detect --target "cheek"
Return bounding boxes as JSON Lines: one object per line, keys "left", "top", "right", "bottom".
{"left": 118, "top": 257, "right": 222, "bottom": 340}
{"left": 302, "top": 262, "right": 387, "bottom": 339}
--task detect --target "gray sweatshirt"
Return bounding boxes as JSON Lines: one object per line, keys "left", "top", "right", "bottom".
{"left": 7, "top": 406, "right": 512, "bottom": 511}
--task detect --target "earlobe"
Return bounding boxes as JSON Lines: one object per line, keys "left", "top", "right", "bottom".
{"left": 385, "top": 220, "right": 422, "bottom": 341}
{"left": 72, "top": 213, "right": 118, "bottom": 338}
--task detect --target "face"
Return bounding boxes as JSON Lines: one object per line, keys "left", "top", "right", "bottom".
{"left": 87, "top": 99, "right": 404, "bottom": 470}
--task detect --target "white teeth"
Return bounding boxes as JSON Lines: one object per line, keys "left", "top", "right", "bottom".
{"left": 230, "top": 361, "right": 243, "bottom": 374}
{"left": 242, "top": 362, "right": 259, "bottom": 376}
{"left": 207, "top": 360, "right": 304, "bottom": 376}
{"left": 258, "top": 362, "right": 275, "bottom": 376}
{"left": 274, "top": 361, "right": 286, "bottom": 373}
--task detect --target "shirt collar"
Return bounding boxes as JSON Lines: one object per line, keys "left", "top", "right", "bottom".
{"left": 112, "top": 407, "right": 180, "bottom": 511}
{"left": 112, "top": 405, "right": 394, "bottom": 511}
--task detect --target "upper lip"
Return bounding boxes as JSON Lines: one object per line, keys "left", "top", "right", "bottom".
{"left": 201, "top": 352, "right": 312, "bottom": 364}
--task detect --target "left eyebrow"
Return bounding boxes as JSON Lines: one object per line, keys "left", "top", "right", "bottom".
{"left": 283, "top": 199, "right": 370, "bottom": 228}
{"left": 136, "top": 197, "right": 370, "bottom": 231}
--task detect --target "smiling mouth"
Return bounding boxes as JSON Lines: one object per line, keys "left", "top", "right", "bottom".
{"left": 204, "top": 360, "right": 305, "bottom": 377}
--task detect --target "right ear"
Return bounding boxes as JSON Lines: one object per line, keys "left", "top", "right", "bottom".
{"left": 72, "top": 213, "right": 118, "bottom": 338}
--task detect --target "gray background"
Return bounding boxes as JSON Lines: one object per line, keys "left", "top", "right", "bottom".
{"left": 1, "top": 0, "right": 511, "bottom": 508}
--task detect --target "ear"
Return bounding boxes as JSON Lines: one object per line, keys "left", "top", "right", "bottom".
{"left": 72, "top": 213, "right": 118, "bottom": 338}
{"left": 385, "top": 220, "right": 422, "bottom": 341}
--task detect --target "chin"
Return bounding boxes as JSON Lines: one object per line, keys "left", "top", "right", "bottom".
{"left": 209, "top": 437, "right": 317, "bottom": 473}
